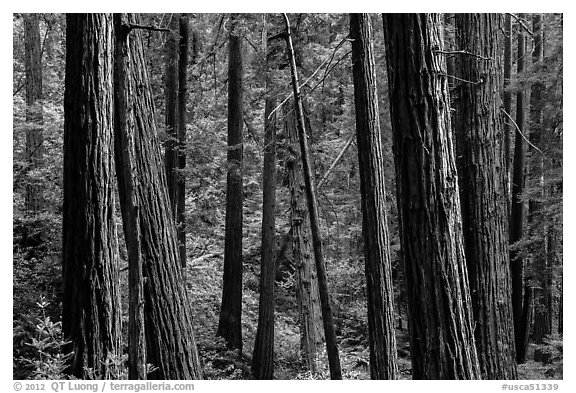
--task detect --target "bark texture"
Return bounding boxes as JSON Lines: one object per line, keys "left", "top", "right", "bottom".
{"left": 164, "top": 22, "right": 179, "bottom": 214}
{"left": 218, "top": 14, "right": 244, "bottom": 351}
{"left": 503, "top": 13, "right": 513, "bottom": 188}
{"left": 114, "top": 13, "right": 202, "bottom": 379}
{"left": 23, "top": 13, "right": 44, "bottom": 212}
{"left": 454, "top": 13, "right": 517, "bottom": 379}
{"left": 252, "top": 96, "right": 277, "bottom": 379}
{"left": 63, "top": 13, "right": 121, "bottom": 378}
{"left": 383, "top": 13, "right": 480, "bottom": 380}
{"left": 350, "top": 13, "right": 398, "bottom": 380}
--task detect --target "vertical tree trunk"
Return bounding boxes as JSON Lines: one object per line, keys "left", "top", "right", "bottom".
{"left": 177, "top": 15, "right": 190, "bottom": 267}
{"left": 23, "top": 13, "right": 44, "bottom": 213}
{"left": 383, "top": 13, "right": 480, "bottom": 380}
{"left": 350, "top": 13, "right": 398, "bottom": 380}
{"left": 113, "top": 14, "right": 146, "bottom": 380}
{"left": 453, "top": 13, "right": 517, "bottom": 379}
{"left": 218, "top": 14, "right": 244, "bottom": 351}
{"left": 286, "top": 108, "right": 324, "bottom": 372}
{"left": 283, "top": 13, "right": 342, "bottom": 380}
{"left": 63, "top": 13, "right": 121, "bottom": 378}
{"left": 164, "top": 21, "right": 179, "bottom": 214}
{"left": 252, "top": 95, "right": 277, "bottom": 379}
{"left": 503, "top": 13, "right": 513, "bottom": 192}
{"left": 114, "top": 13, "right": 202, "bottom": 380}
{"left": 510, "top": 12, "right": 530, "bottom": 364}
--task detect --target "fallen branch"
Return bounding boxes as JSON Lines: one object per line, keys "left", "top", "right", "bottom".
{"left": 501, "top": 108, "right": 545, "bottom": 157}
{"left": 317, "top": 133, "right": 355, "bottom": 190}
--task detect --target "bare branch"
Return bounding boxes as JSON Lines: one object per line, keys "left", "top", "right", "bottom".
{"left": 434, "top": 49, "right": 492, "bottom": 61}
{"left": 501, "top": 108, "right": 545, "bottom": 157}
{"left": 128, "top": 23, "right": 171, "bottom": 33}
{"left": 507, "top": 13, "right": 534, "bottom": 37}
{"left": 440, "top": 73, "right": 484, "bottom": 85}
{"left": 317, "top": 133, "right": 355, "bottom": 190}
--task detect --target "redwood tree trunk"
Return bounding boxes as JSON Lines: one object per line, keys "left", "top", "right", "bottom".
{"left": 510, "top": 12, "right": 530, "bottom": 364}
{"left": 350, "top": 13, "right": 398, "bottom": 380}
{"left": 454, "top": 13, "right": 517, "bottom": 379}
{"left": 383, "top": 13, "right": 480, "bottom": 380}
{"left": 23, "top": 13, "right": 44, "bottom": 213}
{"left": 218, "top": 14, "right": 244, "bottom": 351}
{"left": 503, "top": 13, "right": 513, "bottom": 191}
{"left": 114, "top": 13, "right": 202, "bottom": 380}
{"left": 252, "top": 95, "right": 277, "bottom": 379}
{"left": 63, "top": 13, "right": 121, "bottom": 378}
{"left": 164, "top": 21, "right": 179, "bottom": 214}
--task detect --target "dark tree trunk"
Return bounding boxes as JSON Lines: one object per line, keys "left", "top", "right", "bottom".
{"left": 286, "top": 108, "right": 324, "bottom": 372}
{"left": 164, "top": 21, "right": 179, "bottom": 214}
{"left": 283, "top": 13, "right": 342, "bottom": 380}
{"left": 113, "top": 13, "right": 146, "bottom": 380}
{"left": 383, "top": 13, "right": 480, "bottom": 380}
{"left": 218, "top": 14, "right": 244, "bottom": 351}
{"left": 453, "top": 13, "right": 517, "bottom": 379}
{"left": 177, "top": 16, "right": 190, "bottom": 267}
{"left": 23, "top": 13, "right": 44, "bottom": 212}
{"left": 113, "top": 13, "right": 202, "bottom": 380}
{"left": 252, "top": 95, "right": 277, "bottom": 379}
{"left": 350, "top": 13, "right": 398, "bottom": 380}
{"left": 63, "top": 13, "right": 122, "bottom": 378}
{"left": 510, "top": 13, "right": 530, "bottom": 364}
{"left": 503, "top": 13, "right": 513, "bottom": 193}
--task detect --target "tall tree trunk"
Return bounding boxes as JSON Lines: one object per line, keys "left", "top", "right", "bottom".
{"left": 113, "top": 13, "right": 202, "bottom": 380}
{"left": 218, "top": 14, "right": 244, "bottom": 351}
{"left": 453, "top": 13, "right": 517, "bottom": 379}
{"left": 252, "top": 96, "right": 277, "bottom": 379}
{"left": 503, "top": 13, "right": 513, "bottom": 194}
{"left": 510, "top": 12, "right": 530, "bottom": 364}
{"left": 164, "top": 21, "right": 179, "bottom": 214}
{"left": 23, "top": 13, "right": 44, "bottom": 212}
{"left": 63, "top": 13, "right": 121, "bottom": 378}
{"left": 283, "top": 13, "right": 342, "bottom": 380}
{"left": 350, "top": 13, "right": 398, "bottom": 380}
{"left": 177, "top": 15, "right": 190, "bottom": 267}
{"left": 383, "top": 13, "right": 480, "bottom": 380}
{"left": 286, "top": 107, "right": 324, "bottom": 372}
{"left": 113, "top": 13, "right": 146, "bottom": 380}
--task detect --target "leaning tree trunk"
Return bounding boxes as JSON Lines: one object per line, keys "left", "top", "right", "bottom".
{"left": 510, "top": 12, "right": 530, "bottom": 364}
{"left": 350, "top": 13, "right": 398, "bottom": 380}
{"left": 218, "top": 14, "right": 244, "bottom": 351}
{"left": 63, "top": 13, "right": 122, "bottom": 379}
{"left": 23, "top": 13, "right": 44, "bottom": 213}
{"left": 454, "top": 13, "right": 517, "bottom": 379}
{"left": 286, "top": 107, "right": 324, "bottom": 372}
{"left": 382, "top": 13, "right": 480, "bottom": 380}
{"left": 114, "top": 13, "right": 202, "bottom": 380}
{"left": 283, "top": 13, "right": 342, "bottom": 380}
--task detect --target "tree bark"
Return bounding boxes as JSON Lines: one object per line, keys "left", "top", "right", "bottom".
{"left": 218, "top": 14, "right": 244, "bottom": 351}
{"left": 177, "top": 15, "right": 190, "bottom": 267}
{"left": 283, "top": 13, "right": 342, "bottom": 380}
{"left": 63, "top": 13, "right": 122, "bottom": 378}
{"left": 164, "top": 21, "right": 179, "bottom": 214}
{"left": 286, "top": 107, "right": 324, "bottom": 372}
{"left": 453, "top": 13, "right": 518, "bottom": 379}
{"left": 510, "top": 12, "right": 530, "bottom": 364}
{"left": 383, "top": 13, "right": 480, "bottom": 380}
{"left": 252, "top": 95, "right": 277, "bottom": 379}
{"left": 503, "top": 13, "right": 513, "bottom": 194}
{"left": 23, "top": 13, "right": 44, "bottom": 213}
{"left": 350, "top": 13, "right": 398, "bottom": 380}
{"left": 113, "top": 13, "right": 202, "bottom": 380}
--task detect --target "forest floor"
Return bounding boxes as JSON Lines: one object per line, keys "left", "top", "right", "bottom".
{"left": 13, "top": 214, "right": 563, "bottom": 380}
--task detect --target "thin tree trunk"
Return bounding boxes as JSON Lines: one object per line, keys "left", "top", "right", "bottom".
{"left": 63, "top": 13, "right": 121, "bottom": 378}
{"left": 23, "top": 13, "right": 44, "bottom": 212}
{"left": 164, "top": 21, "right": 179, "bottom": 213}
{"left": 510, "top": 12, "right": 530, "bottom": 364}
{"left": 177, "top": 15, "right": 189, "bottom": 267}
{"left": 282, "top": 13, "right": 342, "bottom": 380}
{"left": 454, "top": 13, "right": 517, "bottom": 379}
{"left": 383, "top": 13, "right": 480, "bottom": 380}
{"left": 350, "top": 13, "right": 398, "bottom": 380}
{"left": 114, "top": 13, "right": 202, "bottom": 379}
{"left": 113, "top": 13, "right": 146, "bottom": 380}
{"left": 252, "top": 95, "right": 277, "bottom": 379}
{"left": 286, "top": 107, "right": 324, "bottom": 372}
{"left": 218, "top": 14, "right": 244, "bottom": 351}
